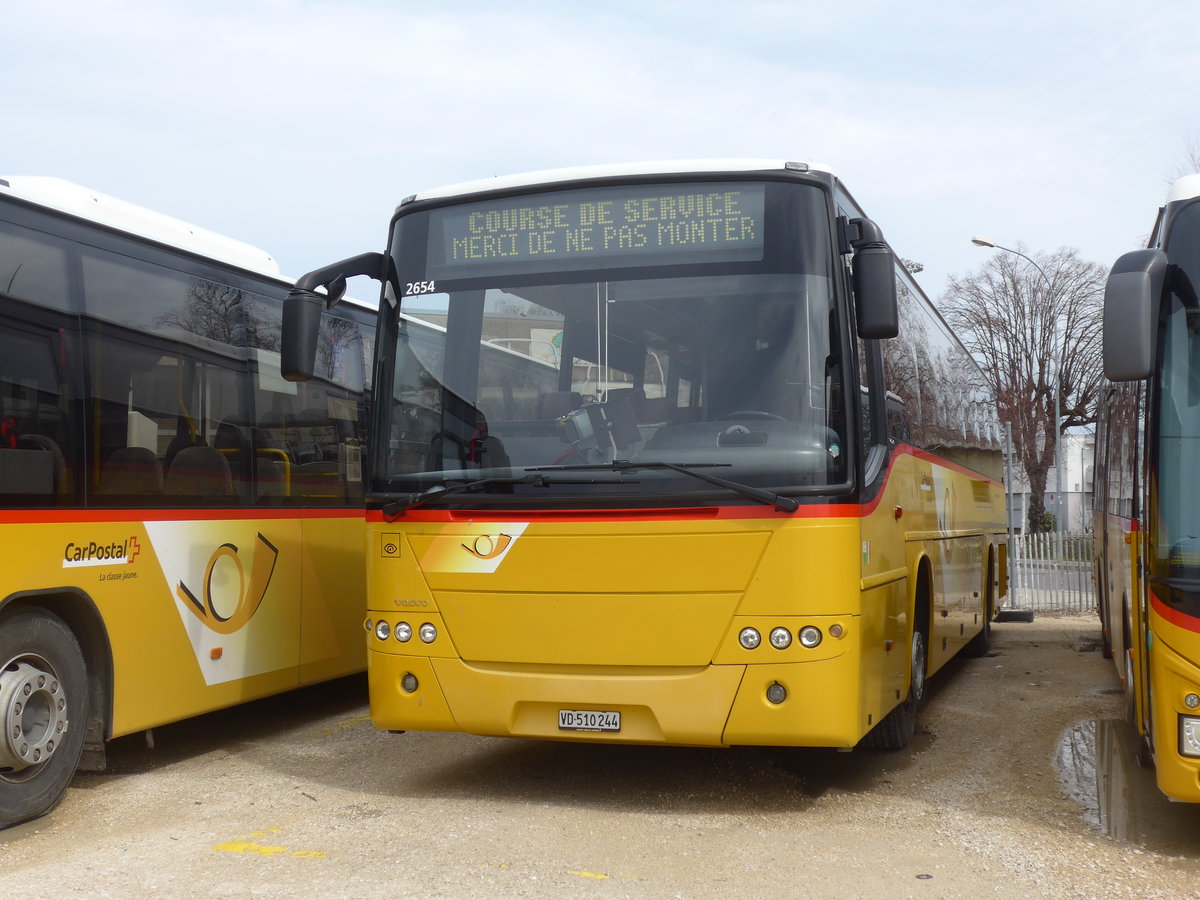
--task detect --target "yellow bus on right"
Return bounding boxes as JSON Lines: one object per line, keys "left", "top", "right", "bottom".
{"left": 1095, "top": 173, "right": 1200, "bottom": 802}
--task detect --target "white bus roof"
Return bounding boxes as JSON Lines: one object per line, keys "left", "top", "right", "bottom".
{"left": 0, "top": 176, "right": 281, "bottom": 277}
{"left": 1168, "top": 174, "right": 1200, "bottom": 204}
{"left": 406, "top": 159, "right": 836, "bottom": 206}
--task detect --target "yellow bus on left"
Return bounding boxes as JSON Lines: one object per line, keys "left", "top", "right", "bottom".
{"left": 0, "top": 177, "right": 374, "bottom": 828}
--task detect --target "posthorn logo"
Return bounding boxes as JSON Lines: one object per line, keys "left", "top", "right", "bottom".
{"left": 462, "top": 533, "right": 513, "bottom": 560}
{"left": 177, "top": 533, "right": 279, "bottom": 635}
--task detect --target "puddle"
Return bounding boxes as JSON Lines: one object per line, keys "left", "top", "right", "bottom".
{"left": 1057, "top": 719, "right": 1200, "bottom": 854}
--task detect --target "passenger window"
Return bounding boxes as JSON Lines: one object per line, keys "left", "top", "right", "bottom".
{"left": 0, "top": 222, "right": 73, "bottom": 311}
{"left": 250, "top": 294, "right": 369, "bottom": 506}
{"left": 0, "top": 326, "right": 74, "bottom": 504}
{"left": 83, "top": 249, "right": 253, "bottom": 506}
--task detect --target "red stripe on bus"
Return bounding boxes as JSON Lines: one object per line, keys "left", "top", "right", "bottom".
{"left": 374, "top": 504, "right": 863, "bottom": 524}
{"left": 903, "top": 444, "right": 1004, "bottom": 487}
{"left": 372, "top": 443, "right": 1000, "bottom": 524}
{"left": 1151, "top": 590, "right": 1200, "bottom": 634}
{"left": 0, "top": 508, "right": 365, "bottom": 525}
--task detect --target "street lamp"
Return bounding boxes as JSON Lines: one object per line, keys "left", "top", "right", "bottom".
{"left": 971, "top": 235, "right": 1064, "bottom": 533}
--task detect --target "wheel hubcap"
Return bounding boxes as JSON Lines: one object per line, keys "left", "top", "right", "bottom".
{"left": 0, "top": 660, "right": 68, "bottom": 772}
{"left": 910, "top": 632, "right": 926, "bottom": 702}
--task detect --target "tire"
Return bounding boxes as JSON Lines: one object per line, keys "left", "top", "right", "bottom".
{"left": 965, "top": 557, "right": 994, "bottom": 657}
{"left": 1124, "top": 651, "right": 1154, "bottom": 769}
{"left": 0, "top": 607, "right": 88, "bottom": 829}
{"left": 1096, "top": 564, "right": 1113, "bottom": 659}
{"left": 862, "top": 628, "right": 927, "bottom": 750}
{"left": 964, "top": 613, "right": 991, "bottom": 656}
{"left": 1123, "top": 651, "right": 1137, "bottom": 725}
{"left": 995, "top": 609, "right": 1035, "bottom": 623}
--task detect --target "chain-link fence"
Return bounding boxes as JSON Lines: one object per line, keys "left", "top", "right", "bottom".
{"left": 1008, "top": 532, "right": 1096, "bottom": 614}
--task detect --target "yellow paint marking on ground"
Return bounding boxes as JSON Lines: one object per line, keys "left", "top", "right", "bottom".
{"left": 570, "top": 871, "right": 610, "bottom": 880}
{"left": 213, "top": 827, "right": 327, "bottom": 859}
{"left": 213, "top": 840, "right": 291, "bottom": 856}
{"left": 317, "top": 714, "right": 373, "bottom": 737}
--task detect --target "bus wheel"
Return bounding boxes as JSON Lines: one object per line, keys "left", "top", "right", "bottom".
{"left": 1124, "top": 652, "right": 1154, "bottom": 769}
{"left": 0, "top": 608, "right": 88, "bottom": 829}
{"left": 965, "top": 613, "right": 991, "bottom": 656}
{"left": 965, "top": 559, "right": 994, "bottom": 657}
{"left": 862, "top": 628, "right": 927, "bottom": 750}
{"left": 1123, "top": 652, "right": 1136, "bottom": 724}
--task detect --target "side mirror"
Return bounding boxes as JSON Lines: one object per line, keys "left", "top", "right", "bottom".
{"left": 281, "top": 252, "right": 387, "bottom": 382}
{"left": 848, "top": 218, "right": 899, "bottom": 339}
{"left": 1103, "top": 248, "right": 1167, "bottom": 381}
{"left": 281, "top": 289, "right": 325, "bottom": 382}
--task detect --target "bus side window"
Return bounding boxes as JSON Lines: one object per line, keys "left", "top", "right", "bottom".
{"left": 856, "top": 335, "right": 879, "bottom": 460}
{"left": 886, "top": 393, "right": 910, "bottom": 444}
{"left": 0, "top": 326, "right": 73, "bottom": 503}
{"left": 82, "top": 249, "right": 255, "bottom": 507}
{"left": 0, "top": 221, "right": 73, "bottom": 312}
{"left": 250, "top": 292, "right": 369, "bottom": 505}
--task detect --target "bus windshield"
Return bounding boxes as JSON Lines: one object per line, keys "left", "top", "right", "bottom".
{"left": 1154, "top": 200, "right": 1200, "bottom": 583}
{"left": 376, "top": 180, "right": 847, "bottom": 505}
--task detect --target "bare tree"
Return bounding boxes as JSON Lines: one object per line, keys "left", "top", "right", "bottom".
{"left": 1168, "top": 133, "right": 1200, "bottom": 183}
{"left": 940, "top": 247, "right": 1106, "bottom": 532}
{"left": 158, "top": 281, "right": 247, "bottom": 345}
{"left": 157, "top": 280, "right": 281, "bottom": 351}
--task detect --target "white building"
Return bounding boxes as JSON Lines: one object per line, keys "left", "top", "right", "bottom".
{"left": 1005, "top": 428, "right": 1095, "bottom": 533}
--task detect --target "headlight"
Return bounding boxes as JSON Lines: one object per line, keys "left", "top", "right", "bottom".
{"left": 419, "top": 623, "right": 437, "bottom": 644}
{"left": 739, "top": 627, "right": 761, "bottom": 650}
{"left": 769, "top": 627, "right": 792, "bottom": 649}
{"left": 798, "top": 626, "right": 823, "bottom": 648}
{"left": 374, "top": 620, "right": 391, "bottom": 641}
{"left": 395, "top": 622, "right": 413, "bottom": 643}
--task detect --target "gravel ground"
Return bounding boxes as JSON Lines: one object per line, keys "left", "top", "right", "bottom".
{"left": 3, "top": 614, "right": 1200, "bottom": 898}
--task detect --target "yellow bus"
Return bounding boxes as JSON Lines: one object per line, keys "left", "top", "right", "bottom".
{"left": 0, "top": 178, "right": 373, "bottom": 828}
{"left": 1095, "top": 173, "right": 1200, "bottom": 801}
{"left": 283, "top": 160, "right": 1008, "bottom": 754}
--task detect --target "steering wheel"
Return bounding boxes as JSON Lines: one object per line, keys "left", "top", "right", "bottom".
{"left": 716, "top": 410, "right": 786, "bottom": 421}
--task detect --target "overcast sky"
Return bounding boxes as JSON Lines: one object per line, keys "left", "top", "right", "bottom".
{"left": 7, "top": 0, "right": 1199, "bottom": 300}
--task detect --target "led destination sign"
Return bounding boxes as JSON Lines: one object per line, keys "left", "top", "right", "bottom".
{"left": 426, "top": 183, "right": 766, "bottom": 277}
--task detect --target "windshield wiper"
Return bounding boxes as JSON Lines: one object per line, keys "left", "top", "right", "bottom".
{"left": 528, "top": 460, "right": 800, "bottom": 512}
{"left": 379, "top": 461, "right": 799, "bottom": 516}
{"left": 378, "top": 472, "right": 637, "bottom": 516}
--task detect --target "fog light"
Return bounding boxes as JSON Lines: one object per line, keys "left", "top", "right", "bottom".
{"left": 739, "top": 627, "right": 761, "bottom": 650}
{"left": 374, "top": 620, "right": 391, "bottom": 641}
{"left": 1181, "top": 716, "right": 1200, "bottom": 757}
{"left": 419, "top": 623, "right": 437, "bottom": 644}
{"left": 798, "top": 626, "right": 823, "bottom": 648}
{"left": 769, "top": 627, "right": 792, "bottom": 649}
{"left": 401, "top": 673, "right": 419, "bottom": 693}
{"left": 395, "top": 622, "right": 412, "bottom": 643}
{"left": 1186, "top": 693, "right": 1200, "bottom": 710}
{"left": 766, "top": 682, "right": 787, "bottom": 704}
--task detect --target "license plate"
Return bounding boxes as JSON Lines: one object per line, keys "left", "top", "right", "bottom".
{"left": 558, "top": 709, "right": 621, "bottom": 732}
